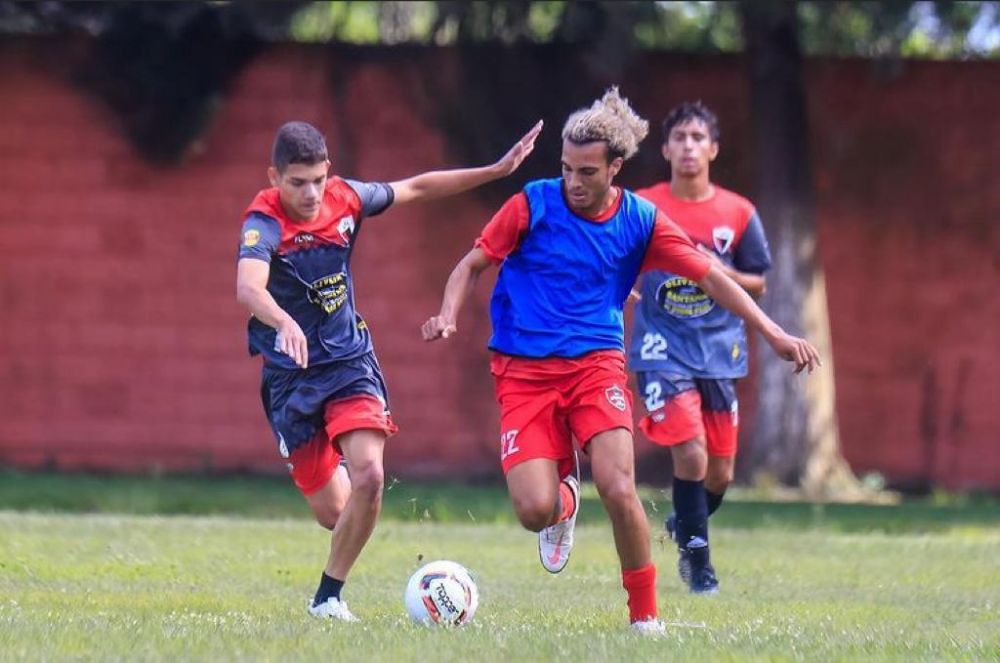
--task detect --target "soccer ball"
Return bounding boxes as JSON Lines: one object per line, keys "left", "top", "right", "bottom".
{"left": 404, "top": 560, "right": 479, "bottom": 626}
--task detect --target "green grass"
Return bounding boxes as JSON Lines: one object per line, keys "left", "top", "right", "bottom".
{"left": 0, "top": 472, "right": 998, "bottom": 661}
{"left": 1, "top": 469, "right": 997, "bottom": 533}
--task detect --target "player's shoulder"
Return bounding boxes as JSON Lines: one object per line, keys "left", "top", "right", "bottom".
{"left": 326, "top": 175, "right": 361, "bottom": 201}
{"left": 244, "top": 188, "right": 283, "bottom": 223}
{"left": 712, "top": 185, "right": 756, "bottom": 222}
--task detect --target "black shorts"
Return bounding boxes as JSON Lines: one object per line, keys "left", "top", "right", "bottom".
{"left": 260, "top": 352, "right": 391, "bottom": 456}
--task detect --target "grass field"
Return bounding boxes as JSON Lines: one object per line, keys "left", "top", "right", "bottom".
{"left": 1, "top": 472, "right": 998, "bottom": 661}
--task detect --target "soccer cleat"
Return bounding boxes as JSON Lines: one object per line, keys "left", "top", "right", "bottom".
{"left": 308, "top": 597, "right": 359, "bottom": 622}
{"left": 664, "top": 513, "right": 677, "bottom": 543}
{"left": 682, "top": 537, "right": 719, "bottom": 595}
{"left": 676, "top": 547, "right": 693, "bottom": 587}
{"left": 631, "top": 618, "right": 667, "bottom": 636}
{"left": 665, "top": 514, "right": 692, "bottom": 585}
{"left": 538, "top": 473, "right": 581, "bottom": 574}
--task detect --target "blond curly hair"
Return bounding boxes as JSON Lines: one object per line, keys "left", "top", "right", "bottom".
{"left": 561, "top": 87, "right": 649, "bottom": 161}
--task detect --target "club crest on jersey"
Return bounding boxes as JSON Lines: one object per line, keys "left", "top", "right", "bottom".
{"left": 713, "top": 225, "right": 735, "bottom": 254}
{"left": 337, "top": 215, "right": 356, "bottom": 243}
{"left": 605, "top": 385, "right": 627, "bottom": 412}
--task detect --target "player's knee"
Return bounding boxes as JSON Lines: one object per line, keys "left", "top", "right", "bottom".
{"left": 314, "top": 507, "right": 341, "bottom": 531}
{"left": 672, "top": 439, "right": 708, "bottom": 479}
{"left": 706, "top": 463, "right": 734, "bottom": 493}
{"left": 309, "top": 496, "right": 345, "bottom": 530}
{"left": 511, "top": 495, "right": 554, "bottom": 532}
{"left": 595, "top": 474, "right": 636, "bottom": 510}
{"left": 348, "top": 461, "right": 384, "bottom": 501}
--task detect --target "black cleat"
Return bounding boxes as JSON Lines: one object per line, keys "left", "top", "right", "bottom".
{"left": 682, "top": 537, "right": 719, "bottom": 595}
{"left": 665, "top": 513, "right": 677, "bottom": 543}
{"left": 665, "top": 514, "right": 692, "bottom": 585}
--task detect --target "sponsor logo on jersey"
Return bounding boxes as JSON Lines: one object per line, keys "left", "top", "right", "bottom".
{"left": 713, "top": 225, "right": 735, "bottom": 254}
{"left": 605, "top": 385, "right": 627, "bottom": 412}
{"left": 656, "top": 276, "right": 715, "bottom": 319}
{"left": 278, "top": 432, "right": 290, "bottom": 459}
{"left": 243, "top": 229, "right": 261, "bottom": 247}
{"left": 294, "top": 232, "right": 315, "bottom": 245}
{"left": 308, "top": 272, "right": 349, "bottom": 314}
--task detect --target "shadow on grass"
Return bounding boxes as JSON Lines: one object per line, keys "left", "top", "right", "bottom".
{"left": 1, "top": 470, "right": 996, "bottom": 533}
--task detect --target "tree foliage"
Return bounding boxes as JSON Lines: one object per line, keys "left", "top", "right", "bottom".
{"left": 280, "top": 1, "right": 997, "bottom": 59}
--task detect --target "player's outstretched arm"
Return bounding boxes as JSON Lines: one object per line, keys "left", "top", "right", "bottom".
{"left": 696, "top": 245, "right": 766, "bottom": 297}
{"left": 697, "top": 265, "right": 821, "bottom": 374}
{"left": 236, "top": 258, "right": 309, "bottom": 368}
{"left": 390, "top": 121, "right": 543, "bottom": 206}
{"left": 421, "top": 248, "right": 494, "bottom": 341}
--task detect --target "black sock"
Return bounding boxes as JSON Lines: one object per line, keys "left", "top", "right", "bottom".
{"left": 673, "top": 477, "right": 709, "bottom": 547}
{"left": 313, "top": 572, "right": 344, "bottom": 606}
{"left": 706, "top": 489, "right": 725, "bottom": 517}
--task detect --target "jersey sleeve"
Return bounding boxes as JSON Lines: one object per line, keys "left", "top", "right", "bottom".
{"left": 343, "top": 179, "right": 395, "bottom": 218}
{"left": 237, "top": 212, "right": 281, "bottom": 262}
{"left": 732, "top": 210, "right": 772, "bottom": 274}
{"left": 474, "top": 192, "right": 530, "bottom": 264}
{"left": 640, "top": 212, "right": 712, "bottom": 281}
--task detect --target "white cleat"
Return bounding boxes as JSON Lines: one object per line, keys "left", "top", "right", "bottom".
{"left": 308, "top": 597, "right": 359, "bottom": 622}
{"left": 538, "top": 473, "right": 580, "bottom": 574}
{"left": 631, "top": 618, "right": 667, "bottom": 636}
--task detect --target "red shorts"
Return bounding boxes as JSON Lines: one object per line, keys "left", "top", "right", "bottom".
{"left": 492, "top": 350, "right": 634, "bottom": 477}
{"left": 287, "top": 395, "right": 398, "bottom": 496}
{"left": 636, "top": 374, "right": 738, "bottom": 457}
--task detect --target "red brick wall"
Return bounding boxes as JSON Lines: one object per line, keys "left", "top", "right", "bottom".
{"left": 0, "top": 43, "right": 996, "bottom": 490}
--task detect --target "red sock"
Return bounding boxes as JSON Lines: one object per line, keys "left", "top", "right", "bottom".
{"left": 622, "top": 564, "right": 658, "bottom": 623}
{"left": 548, "top": 481, "right": 576, "bottom": 525}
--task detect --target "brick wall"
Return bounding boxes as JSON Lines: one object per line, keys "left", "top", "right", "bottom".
{"left": 0, "top": 42, "right": 996, "bottom": 490}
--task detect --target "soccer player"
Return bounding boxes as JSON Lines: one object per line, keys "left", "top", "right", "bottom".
{"left": 630, "top": 101, "right": 769, "bottom": 595}
{"left": 421, "top": 89, "right": 819, "bottom": 633}
{"left": 236, "top": 119, "right": 542, "bottom": 622}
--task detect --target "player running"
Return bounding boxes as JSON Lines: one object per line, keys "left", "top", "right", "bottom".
{"left": 236, "top": 119, "right": 542, "bottom": 622}
{"left": 422, "top": 89, "right": 819, "bottom": 633}
{"left": 631, "top": 101, "right": 771, "bottom": 595}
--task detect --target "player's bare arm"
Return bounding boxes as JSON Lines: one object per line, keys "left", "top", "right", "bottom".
{"left": 389, "top": 121, "right": 543, "bottom": 206}
{"left": 421, "top": 248, "right": 495, "bottom": 341}
{"left": 696, "top": 244, "right": 766, "bottom": 297}
{"left": 697, "top": 265, "right": 820, "bottom": 373}
{"left": 236, "top": 258, "right": 309, "bottom": 368}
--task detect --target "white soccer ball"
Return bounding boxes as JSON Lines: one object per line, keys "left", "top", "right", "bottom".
{"left": 404, "top": 560, "right": 479, "bottom": 626}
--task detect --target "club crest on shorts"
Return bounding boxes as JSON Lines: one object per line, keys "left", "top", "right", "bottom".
{"left": 605, "top": 385, "right": 627, "bottom": 412}
{"left": 712, "top": 225, "right": 735, "bottom": 254}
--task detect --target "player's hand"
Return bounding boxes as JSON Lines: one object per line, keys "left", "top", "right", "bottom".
{"left": 494, "top": 120, "right": 544, "bottom": 177}
{"left": 275, "top": 318, "right": 309, "bottom": 369}
{"left": 767, "top": 331, "right": 822, "bottom": 374}
{"left": 421, "top": 315, "right": 457, "bottom": 342}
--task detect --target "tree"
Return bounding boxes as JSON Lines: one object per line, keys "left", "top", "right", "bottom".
{"left": 740, "top": 0, "right": 861, "bottom": 498}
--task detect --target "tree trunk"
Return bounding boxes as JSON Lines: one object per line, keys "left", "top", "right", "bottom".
{"left": 740, "top": 0, "right": 861, "bottom": 499}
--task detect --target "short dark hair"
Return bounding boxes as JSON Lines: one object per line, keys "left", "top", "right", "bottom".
{"left": 271, "top": 121, "right": 328, "bottom": 171}
{"left": 661, "top": 101, "right": 720, "bottom": 143}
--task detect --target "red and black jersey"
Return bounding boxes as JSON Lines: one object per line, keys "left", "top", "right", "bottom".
{"left": 238, "top": 176, "right": 393, "bottom": 369}
{"left": 629, "top": 182, "right": 772, "bottom": 378}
